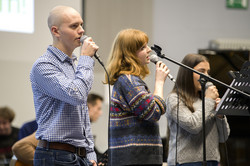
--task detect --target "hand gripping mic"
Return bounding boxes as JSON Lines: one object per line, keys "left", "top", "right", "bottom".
{"left": 205, "top": 81, "right": 213, "bottom": 89}
{"left": 149, "top": 54, "right": 176, "bottom": 82}
{"left": 80, "top": 35, "right": 104, "bottom": 66}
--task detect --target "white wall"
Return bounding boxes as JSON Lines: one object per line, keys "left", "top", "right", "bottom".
{"left": 0, "top": 0, "right": 249, "bottom": 153}
{"left": 153, "top": 0, "right": 250, "bottom": 94}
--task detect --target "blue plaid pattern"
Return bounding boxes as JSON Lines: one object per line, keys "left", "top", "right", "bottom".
{"left": 30, "top": 45, "right": 96, "bottom": 161}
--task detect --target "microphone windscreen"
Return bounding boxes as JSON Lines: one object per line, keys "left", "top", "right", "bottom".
{"left": 80, "top": 35, "right": 88, "bottom": 43}
{"left": 205, "top": 81, "right": 213, "bottom": 89}
{"left": 149, "top": 54, "right": 159, "bottom": 64}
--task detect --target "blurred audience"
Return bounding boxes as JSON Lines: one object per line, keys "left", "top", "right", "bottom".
{"left": 12, "top": 132, "right": 37, "bottom": 166}
{"left": 0, "top": 106, "right": 19, "bottom": 165}
{"left": 87, "top": 93, "right": 103, "bottom": 123}
{"left": 87, "top": 93, "right": 106, "bottom": 164}
{"left": 11, "top": 93, "right": 106, "bottom": 166}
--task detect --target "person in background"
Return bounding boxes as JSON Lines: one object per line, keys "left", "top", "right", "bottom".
{"left": 105, "top": 28, "right": 170, "bottom": 166}
{"left": 87, "top": 93, "right": 103, "bottom": 123}
{"left": 0, "top": 106, "right": 19, "bottom": 165}
{"left": 12, "top": 132, "right": 38, "bottom": 166}
{"left": 165, "top": 54, "right": 230, "bottom": 166}
{"left": 30, "top": 5, "right": 98, "bottom": 166}
{"left": 87, "top": 93, "right": 105, "bottom": 162}
{"left": 18, "top": 119, "right": 37, "bottom": 140}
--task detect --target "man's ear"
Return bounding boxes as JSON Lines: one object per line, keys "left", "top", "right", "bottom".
{"left": 51, "top": 26, "right": 60, "bottom": 37}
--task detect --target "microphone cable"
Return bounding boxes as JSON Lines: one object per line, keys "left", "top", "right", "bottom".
{"left": 80, "top": 35, "right": 111, "bottom": 164}
{"left": 104, "top": 67, "right": 111, "bottom": 166}
{"left": 150, "top": 47, "right": 179, "bottom": 164}
{"left": 221, "top": 116, "right": 230, "bottom": 166}
{"left": 89, "top": 49, "right": 111, "bottom": 165}
{"left": 97, "top": 59, "right": 111, "bottom": 166}
{"left": 175, "top": 84, "right": 180, "bottom": 165}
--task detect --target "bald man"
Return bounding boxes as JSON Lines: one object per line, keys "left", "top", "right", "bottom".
{"left": 30, "top": 6, "right": 98, "bottom": 166}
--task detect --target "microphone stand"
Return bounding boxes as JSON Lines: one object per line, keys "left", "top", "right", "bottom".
{"left": 151, "top": 45, "right": 250, "bottom": 166}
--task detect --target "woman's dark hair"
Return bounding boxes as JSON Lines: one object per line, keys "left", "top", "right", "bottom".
{"left": 172, "top": 54, "right": 209, "bottom": 112}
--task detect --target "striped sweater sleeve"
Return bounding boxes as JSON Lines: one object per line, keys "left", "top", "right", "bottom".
{"left": 119, "top": 75, "right": 166, "bottom": 122}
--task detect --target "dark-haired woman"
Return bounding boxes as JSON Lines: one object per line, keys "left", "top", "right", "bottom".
{"left": 166, "top": 54, "right": 230, "bottom": 166}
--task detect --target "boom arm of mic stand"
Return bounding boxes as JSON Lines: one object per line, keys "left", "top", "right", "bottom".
{"left": 159, "top": 54, "right": 250, "bottom": 98}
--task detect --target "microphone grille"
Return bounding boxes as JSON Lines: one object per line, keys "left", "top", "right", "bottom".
{"left": 149, "top": 54, "right": 158, "bottom": 64}
{"left": 205, "top": 81, "right": 213, "bottom": 89}
{"left": 80, "top": 35, "right": 88, "bottom": 43}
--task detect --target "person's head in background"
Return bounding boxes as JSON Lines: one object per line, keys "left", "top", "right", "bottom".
{"left": 173, "top": 54, "right": 209, "bottom": 112}
{"left": 87, "top": 93, "right": 103, "bottom": 123}
{"left": 47, "top": 5, "right": 84, "bottom": 56}
{"left": 105, "top": 28, "right": 151, "bottom": 85}
{"left": 0, "top": 106, "right": 15, "bottom": 135}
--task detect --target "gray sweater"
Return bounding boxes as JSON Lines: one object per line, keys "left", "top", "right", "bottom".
{"left": 165, "top": 93, "right": 230, "bottom": 165}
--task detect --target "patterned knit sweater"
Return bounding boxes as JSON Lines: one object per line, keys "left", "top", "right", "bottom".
{"left": 108, "top": 74, "right": 166, "bottom": 166}
{"left": 166, "top": 93, "right": 230, "bottom": 165}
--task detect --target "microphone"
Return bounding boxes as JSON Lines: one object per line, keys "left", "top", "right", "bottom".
{"left": 80, "top": 35, "right": 104, "bottom": 66}
{"left": 149, "top": 54, "right": 176, "bottom": 82}
{"left": 205, "top": 81, "right": 213, "bottom": 89}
